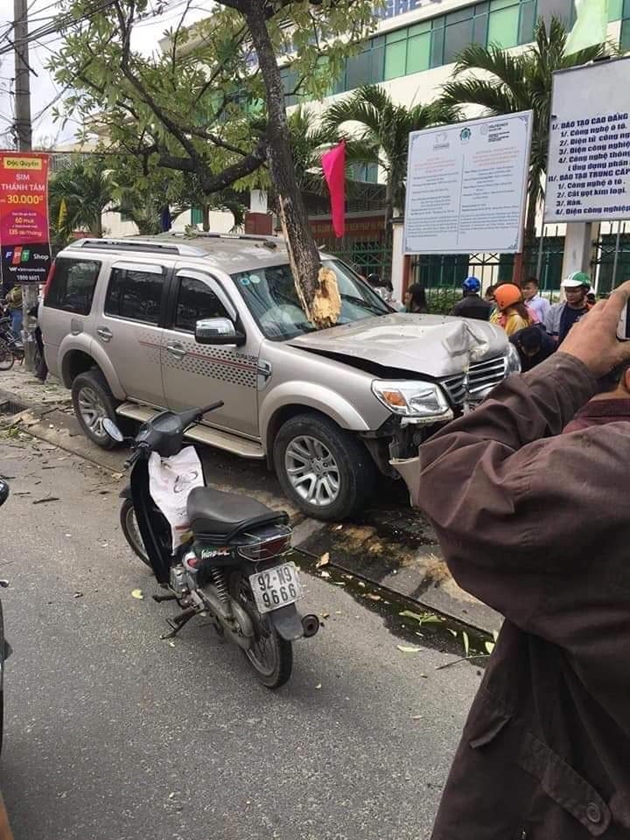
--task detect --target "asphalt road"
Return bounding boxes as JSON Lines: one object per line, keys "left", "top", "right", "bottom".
{"left": 0, "top": 435, "right": 480, "bottom": 840}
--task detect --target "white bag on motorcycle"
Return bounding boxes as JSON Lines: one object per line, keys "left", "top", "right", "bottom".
{"left": 148, "top": 446, "right": 204, "bottom": 552}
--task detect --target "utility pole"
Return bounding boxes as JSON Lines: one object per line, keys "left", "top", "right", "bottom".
{"left": 13, "top": 0, "right": 39, "bottom": 373}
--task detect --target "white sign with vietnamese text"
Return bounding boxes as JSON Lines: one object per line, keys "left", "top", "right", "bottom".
{"left": 545, "top": 58, "right": 630, "bottom": 223}
{"left": 403, "top": 111, "right": 533, "bottom": 255}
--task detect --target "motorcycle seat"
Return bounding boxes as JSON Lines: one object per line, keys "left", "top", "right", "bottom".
{"left": 187, "top": 486, "right": 288, "bottom": 544}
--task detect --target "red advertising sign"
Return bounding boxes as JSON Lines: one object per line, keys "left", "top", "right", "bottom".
{"left": 0, "top": 152, "right": 51, "bottom": 289}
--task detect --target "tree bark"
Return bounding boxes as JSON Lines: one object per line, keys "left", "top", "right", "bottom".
{"left": 202, "top": 203, "right": 211, "bottom": 232}
{"left": 243, "top": 0, "right": 340, "bottom": 328}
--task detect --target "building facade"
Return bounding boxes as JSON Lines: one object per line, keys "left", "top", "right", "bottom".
{"left": 288, "top": 0, "right": 630, "bottom": 298}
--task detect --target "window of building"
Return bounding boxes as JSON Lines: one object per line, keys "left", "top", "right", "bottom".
{"left": 431, "top": 4, "right": 489, "bottom": 68}
{"left": 610, "top": 0, "right": 623, "bottom": 20}
{"left": 105, "top": 266, "right": 164, "bottom": 324}
{"left": 385, "top": 22, "right": 430, "bottom": 79}
{"left": 174, "top": 276, "right": 231, "bottom": 332}
{"left": 44, "top": 258, "right": 101, "bottom": 316}
{"left": 621, "top": 0, "right": 630, "bottom": 51}
{"left": 344, "top": 36, "right": 385, "bottom": 90}
{"left": 487, "top": 0, "right": 520, "bottom": 47}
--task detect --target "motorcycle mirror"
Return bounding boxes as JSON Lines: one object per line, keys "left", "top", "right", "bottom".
{"left": 103, "top": 418, "right": 124, "bottom": 443}
{"left": 0, "top": 479, "right": 9, "bottom": 507}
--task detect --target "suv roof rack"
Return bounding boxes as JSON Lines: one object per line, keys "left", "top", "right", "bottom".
{"left": 69, "top": 238, "right": 189, "bottom": 255}
{"left": 68, "top": 232, "right": 284, "bottom": 255}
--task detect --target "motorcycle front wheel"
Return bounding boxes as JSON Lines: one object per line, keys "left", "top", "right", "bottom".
{"left": 120, "top": 498, "right": 151, "bottom": 567}
{"left": 229, "top": 571, "right": 293, "bottom": 689}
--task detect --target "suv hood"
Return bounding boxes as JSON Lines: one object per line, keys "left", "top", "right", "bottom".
{"left": 288, "top": 314, "right": 507, "bottom": 378}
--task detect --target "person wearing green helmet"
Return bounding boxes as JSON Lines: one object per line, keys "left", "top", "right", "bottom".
{"left": 544, "top": 271, "right": 592, "bottom": 345}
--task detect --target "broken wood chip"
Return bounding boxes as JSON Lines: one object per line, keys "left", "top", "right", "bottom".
{"left": 316, "top": 552, "right": 330, "bottom": 568}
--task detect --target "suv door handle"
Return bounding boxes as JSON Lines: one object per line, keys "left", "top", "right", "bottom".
{"left": 167, "top": 343, "right": 187, "bottom": 359}
{"left": 96, "top": 326, "right": 113, "bottom": 342}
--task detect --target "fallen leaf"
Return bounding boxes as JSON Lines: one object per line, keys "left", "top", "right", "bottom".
{"left": 462, "top": 630, "right": 470, "bottom": 658}
{"left": 412, "top": 715, "right": 423, "bottom": 720}
{"left": 73, "top": 591, "right": 83, "bottom": 599}
{"left": 484, "top": 641, "right": 495, "bottom": 655}
{"left": 419, "top": 673, "right": 428, "bottom": 678}
{"left": 131, "top": 589, "right": 144, "bottom": 600}
{"left": 316, "top": 552, "right": 330, "bottom": 568}
{"left": 397, "top": 644, "right": 422, "bottom": 653}
{"left": 334, "top": 524, "right": 343, "bottom": 530}
{"left": 366, "top": 593, "right": 381, "bottom": 601}
{"left": 399, "top": 609, "right": 442, "bottom": 625}
{"left": 321, "top": 612, "right": 330, "bottom": 619}
{"left": 315, "top": 683, "right": 322, "bottom": 690}
{"left": 332, "top": 581, "right": 346, "bottom": 586}
{"left": 168, "top": 640, "right": 176, "bottom": 648}
{"left": 357, "top": 581, "right": 366, "bottom": 588}
{"left": 320, "top": 570, "right": 331, "bottom": 579}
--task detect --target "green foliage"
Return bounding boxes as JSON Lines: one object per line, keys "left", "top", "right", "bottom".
{"left": 49, "top": 157, "right": 114, "bottom": 239}
{"left": 48, "top": 0, "right": 380, "bottom": 198}
{"left": 426, "top": 288, "right": 461, "bottom": 315}
{"left": 324, "top": 85, "right": 460, "bottom": 217}
{"left": 441, "top": 16, "right": 613, "bottom": 241}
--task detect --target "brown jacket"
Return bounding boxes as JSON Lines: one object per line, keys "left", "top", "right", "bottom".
{"left": 417, "top": 354, "right": 630, "bottom": 840}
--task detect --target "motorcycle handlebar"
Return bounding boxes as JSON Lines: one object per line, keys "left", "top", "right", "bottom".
{"left": 178, "top": 400, "right": 224, "bottom": 429}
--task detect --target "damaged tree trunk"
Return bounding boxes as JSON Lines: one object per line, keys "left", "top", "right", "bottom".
{"left": 243, "top": 0, "right": 340, "bottom": 329}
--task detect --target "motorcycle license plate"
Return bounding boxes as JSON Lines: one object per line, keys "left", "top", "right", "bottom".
{"left": 249, "top": 563, "right": 302, "bottom": 614}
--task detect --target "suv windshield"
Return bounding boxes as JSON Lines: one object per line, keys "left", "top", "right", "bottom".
{"left": 232, "top": 259, "right": 390, "bottom": 341}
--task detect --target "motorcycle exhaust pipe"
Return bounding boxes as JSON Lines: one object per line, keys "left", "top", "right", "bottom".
{"left": 301, "top": 613, "right": 320, "bottom": 638}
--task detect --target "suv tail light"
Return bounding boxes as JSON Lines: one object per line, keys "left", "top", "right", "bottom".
{"left": 42, "top": 260, "right": 56, "bottom": 299}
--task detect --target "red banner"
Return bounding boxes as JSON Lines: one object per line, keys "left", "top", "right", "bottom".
{"left": 321, "top": 141, "right": 346, "bottom": 238}
{"left": 0, "top": 152, "right": 51, "bottom": 289}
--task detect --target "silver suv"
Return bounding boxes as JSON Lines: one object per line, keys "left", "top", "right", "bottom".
{"left": 40, "top": 233, "right": 519, "bottom": 520}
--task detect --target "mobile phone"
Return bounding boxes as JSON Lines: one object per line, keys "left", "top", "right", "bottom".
{"left": 617, "top": 301, "right": 630, "bottom": 341}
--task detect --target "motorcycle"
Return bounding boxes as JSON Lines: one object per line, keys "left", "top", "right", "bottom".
{"left": 0, "top": 478, "right": 10, "bottom": 754}
{"left": 107, "top": 403, "right": 319, "bottom": 689}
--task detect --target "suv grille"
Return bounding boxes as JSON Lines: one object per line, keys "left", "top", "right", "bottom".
{"left": 441, "top": 355, "right": 507, "bottom": 406}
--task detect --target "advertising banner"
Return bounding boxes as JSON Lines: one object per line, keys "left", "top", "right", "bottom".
{"left": 403, "top": 111, "right": 533, "bottom": 255}
{"left": 0, "top": 152, "right": 51, "bottom": 289}
{"left": 545, "top": 57, "right": 630, "bottom": 223}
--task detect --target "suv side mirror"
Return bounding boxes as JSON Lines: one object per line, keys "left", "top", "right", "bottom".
{"left": 195, "top": 317, "right": 245, "bottom": 347}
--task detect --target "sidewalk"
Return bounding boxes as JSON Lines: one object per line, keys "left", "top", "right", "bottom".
{"left": 0, "top": 365, "right": 501, "bottom": 635}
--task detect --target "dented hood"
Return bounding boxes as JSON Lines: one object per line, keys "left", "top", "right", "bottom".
{"left": 288, "top": 313, "right": 508, "bottom": 377}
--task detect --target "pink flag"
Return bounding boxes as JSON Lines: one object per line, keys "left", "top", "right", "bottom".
{"left": 321, "top": 141, "right": 346, "bottom": 238}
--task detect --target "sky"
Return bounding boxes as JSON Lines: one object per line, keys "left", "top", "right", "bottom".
{"left": 0, "top": 0, "right": 212, "bottom": 150}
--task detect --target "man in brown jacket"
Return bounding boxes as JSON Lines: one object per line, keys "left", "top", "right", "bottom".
{"left": 416, "top": 284, "right": 630, "bottom": 840}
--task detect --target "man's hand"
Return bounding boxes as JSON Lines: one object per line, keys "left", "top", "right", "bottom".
{"left": 560, "top": 280, "right": 630, "bottom": 377}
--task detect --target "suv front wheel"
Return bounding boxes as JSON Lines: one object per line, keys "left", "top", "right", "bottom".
{"left": 273, "top": 413, "right": 376, "bottom": 521}
{"left": 71, "top": 369, "right": 120, "bottom": 449}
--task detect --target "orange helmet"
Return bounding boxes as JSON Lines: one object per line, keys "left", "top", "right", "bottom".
{"left": 494, "top": 284, "right": 522, "bottom": 310}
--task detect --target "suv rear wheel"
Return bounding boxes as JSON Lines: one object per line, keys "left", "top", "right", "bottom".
{"left": 71, "top": 369, "right": 120, "bottom": 449}
{"left": 273, "top": 413, "right": 376, "bottom": 520}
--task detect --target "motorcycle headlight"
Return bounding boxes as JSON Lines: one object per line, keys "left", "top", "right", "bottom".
{"left": 506, "top": 342, "right": 521, "bottom": 374}
{"left": 372, "top": 380, "right": 453, "bottom": 421}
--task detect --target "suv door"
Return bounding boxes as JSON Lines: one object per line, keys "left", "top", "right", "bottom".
{"left": 162, "top": 269, "right": 260, "bottom": 438}
{"left": 98, "top": 261, "right": 168, "bottom": 405}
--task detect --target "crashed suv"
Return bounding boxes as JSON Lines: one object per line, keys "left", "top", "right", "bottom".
{"left": 40, "top": 233, "right": 519, "bottom": 520}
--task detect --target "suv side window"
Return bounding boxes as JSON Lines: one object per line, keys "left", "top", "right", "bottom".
{"left": 44, "top": 258, "right": 101, "bottom": 315}
{"left": 174, "top": 276, "right": 231, "bottom": 332}
{"left": 105, "top": 266, "right": 164, "bottom": 324}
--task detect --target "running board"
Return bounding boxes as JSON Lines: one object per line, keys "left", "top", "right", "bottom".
{"left": 115, "top": 403, "right": 265, "bottom": 460}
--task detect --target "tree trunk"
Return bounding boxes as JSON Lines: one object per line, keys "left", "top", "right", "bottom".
{"left": 202, "top": 203, "right": 210, "bottom": 232}
{"left": 244, "top": 0, "right": 340, "bottom": 329}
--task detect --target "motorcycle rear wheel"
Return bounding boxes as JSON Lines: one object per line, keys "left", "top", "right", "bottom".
{"left": 120, "top": 498, "right": 151, "bottom": 567}
{"left": 230, "top": 571, "right": 293, "bottom": 689}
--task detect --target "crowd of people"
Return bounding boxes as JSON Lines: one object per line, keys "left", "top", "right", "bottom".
{"left": 444, "top": 271, "right": 595, "bottom": 372}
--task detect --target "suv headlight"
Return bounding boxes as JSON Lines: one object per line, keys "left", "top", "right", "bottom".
{"left": 372, "top": 380, "right": 453, "bottom": 421}
{"left": 506, "top": 342, "right": 521, "bottom": 374}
